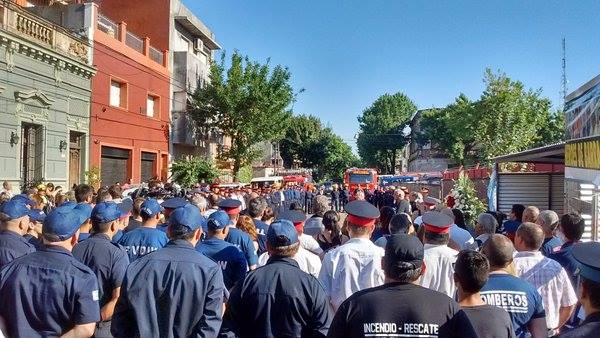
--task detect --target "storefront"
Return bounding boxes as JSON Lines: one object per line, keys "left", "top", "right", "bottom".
{"left": 564, "top": 75, "right": 600, "bottom": 241}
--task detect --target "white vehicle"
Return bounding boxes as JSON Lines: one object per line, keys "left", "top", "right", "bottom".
{"left": 251, "top": 176, "right": 284, "bottom": 187}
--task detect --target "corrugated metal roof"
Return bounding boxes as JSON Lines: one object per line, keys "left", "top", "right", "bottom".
{"left": 492, "top": 142, "right": 565, "bottom": 164}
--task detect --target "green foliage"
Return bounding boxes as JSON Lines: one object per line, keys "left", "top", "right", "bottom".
{"left": 235, "top": 164, "right": 253, "bottom": 183}
{"left": 84, "top": 166, "right": 101, "bottom": 189}
{"left": 170, "top": 157, "right": 221, "bottom": 188}
{"left": 449, "top": 172, "right": 486, "bottom": 226}
{"left": 280, "top": 114, "right": 359, "bottom": 181}
{"left": 356, "top": 92, "right": 416, "bottom": 173}
{"left": 419, "top": 69, "right": 563, "bottom": 166}
{"left": 189, "top": 51, "right": 298, "bottom": 176}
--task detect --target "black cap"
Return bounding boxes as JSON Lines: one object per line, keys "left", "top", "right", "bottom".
{"left": 345, "top": 200, "right": 380, "bottom": 227}
{"left": 384, "top": 234, "right": 424, "bottom": 271}
{"left": 161, "top": 197, "right": 188, "bottom": 209}
{"left": 277, "top": 210, "right": 306, "bottom": 224}
{"left": 219, "top": 198, "right": 242, "bottom": 215}
{"left": 573, "top": 242, "right": 600, "bottom": 283}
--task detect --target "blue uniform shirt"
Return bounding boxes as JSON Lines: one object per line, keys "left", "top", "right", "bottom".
{"left": 197, "top": 238, "right": 247, "bottom": 289}
{"left": 225, "top": 228, "right": 258, "bottom": 266}
{"left": 23, "top": 234, "right": 43, "bottom": 250}
{"left": 117, "top": 227, "right": 168, "bottom": 261}
{"left": 253, "top": 219, "right": 269, "bottom": 255}
{"left": 111, "top": 239, "right": 224, "bottom": 338}
{"left": 550, "top": 241, "right": 581, "bottom": 291}
{"left": 78, "top": 232, "right": 91, "bottom": 242}
{"left": 540, "top": 236, "right": 562, "bottom": 257}
{"left": 0, "top": 245, "right": 101, "bottom": 337}
{"left": 0, "top": 230, "right": 36, "bottom": 269}
{"left": 73, "top": 233, "right": 130, "bottom": 308}
{"left": 480, "top": 273, "right": 545, "bottom": 338}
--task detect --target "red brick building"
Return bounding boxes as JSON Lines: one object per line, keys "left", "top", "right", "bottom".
{"left": 90, "top": 10, "right": 170, "bottom": 185}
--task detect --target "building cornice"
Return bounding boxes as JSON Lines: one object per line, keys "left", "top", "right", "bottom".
{"left": 0, "top": 31, "right": 96, "bottom": 79}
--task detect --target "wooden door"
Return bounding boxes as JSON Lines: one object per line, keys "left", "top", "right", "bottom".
{"left": 69, "top": 148, "right": 81, "bottom": 188}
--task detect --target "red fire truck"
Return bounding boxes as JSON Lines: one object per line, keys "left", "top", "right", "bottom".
{"left": 343, "top": 168, "right": 378, "bottom": 192}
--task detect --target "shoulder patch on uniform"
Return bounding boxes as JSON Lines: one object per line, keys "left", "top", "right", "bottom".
{"left": 92, "top": 290, "right": 99, "bottom": 301}
{"left": 553, "top": 246, "right": 562, "bottom": 253}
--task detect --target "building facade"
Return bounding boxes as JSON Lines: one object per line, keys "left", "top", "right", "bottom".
{"left": 407, "top": 109, "right": 450, "bottom": 173}
{"left": 0, "top": 1, "right": 94, "bottom": 190}
{"left": 86, "top": 0, "right": 224, "bottom": 168}
{"left": 564, "top": 74, "right": 600, "bottom": 241}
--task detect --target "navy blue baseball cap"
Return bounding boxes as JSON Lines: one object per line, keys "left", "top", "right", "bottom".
{"left": 207, "top": 210, "right": 233, "bottom": 231}
{"left": 118, "top": 198, "right": 133, "bottom": 215}
{"left": 43, "top": 204, "right": 83, "bottom": 240}
{"left": 267, "top": 219, "right": 299, "bottom": 248}
{"left": 10, "top": 194, "right": 35, "bottom": 206}
{"left": 161, "top": 197, "right": 188, "bottom": 209}
{"left": 74, "top": 203, "right": 92, "bottom": 225}
{"left": 140, "top": 198, "right": 164, "bottom": 217}
{"left": 573, "top": 242, "right": 600, "bottom": 283}
{"left": 0, "top": 199, "right": 30, "bottom": 220}
{"left": 91, "top": 202, "right": 126, "bottom": 224}
{"left": 28, "top": 209, "right": 46, "bottom": 223}
{"left": 169, "top": 204, "right": 206, "bottom": 231}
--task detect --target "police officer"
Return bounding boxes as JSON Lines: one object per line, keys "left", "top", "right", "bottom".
{"left": 221, "top": 198, "right": 258, "bottom": 270}
{"left": 327, "top": 234, "right": 477, "bottom": 338}
{"left": 118, "top": 198, "right": 168, "bottom": 261}
{"left": 0, "top": 203, "right": 101, "bottom": 337}
{"left": 558, "top": 241, "right": 600, "bottom": 337}
{"left": 73, "top": 201, "right": 130, "bottom": 337}
{"left": 319, "top": 200, "right": 385, "bottom": 312}
{"left": 111, "top": 204, "right": 224, "bottom": 337}
{"left": 197, "top": 210, "right": 247, "bottom": 290}
{"left": 219, "top": 219, "right": 331, "bottom": 337}
{"left": 75, "top": 202, "right": 93, "bottom": 242}
{"left": 0, "top": 198, "right": 35, "bottom": 269}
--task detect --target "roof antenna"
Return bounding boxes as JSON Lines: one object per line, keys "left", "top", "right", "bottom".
{"left": 561, "top": 37, "right": 568, "bottom": 108}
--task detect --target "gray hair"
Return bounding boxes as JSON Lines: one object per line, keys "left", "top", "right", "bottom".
{"left": 537, "top": 210, "right": 559, "bottom": 232}
{"left": 477, "top": 213, "right": 498, "bottom": 234}
{"left": 313, "top": 195, "right": 329, "bottom": 217}
{"left": 191, "top": 195, "right": 208, "bottom": 211}
{"left": 248, "top": 197, "right": 267, "bottom": 218}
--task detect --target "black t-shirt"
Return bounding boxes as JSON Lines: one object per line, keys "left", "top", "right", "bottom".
{"left": 327, "top": 282, "right": 477, "bottom": 338}
{"left": 462, "top": 304, "right": 516, "bottom": 338}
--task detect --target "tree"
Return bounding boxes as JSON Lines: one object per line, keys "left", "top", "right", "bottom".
{"left": 356, "top": 92, "right": 416, "bottom": 173}
{"left": 419, "top": 69, "right": 561, "bottom": 166}
{"left": 170, "top": 157, "right": 221, "bottom": 188}
{"left": 189, "top": 51, "right": 298, "bottom": 176}
{"left": 279, "top": 114, "right": 359, "bottom": 182}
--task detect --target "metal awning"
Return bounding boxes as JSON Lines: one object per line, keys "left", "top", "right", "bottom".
{"left": 492, "top": 142, "right": 565, "bottom": 164}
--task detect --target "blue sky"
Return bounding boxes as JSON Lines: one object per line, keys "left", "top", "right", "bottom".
{"left": 184, "top": 0, "right": 600, "bottom": 149}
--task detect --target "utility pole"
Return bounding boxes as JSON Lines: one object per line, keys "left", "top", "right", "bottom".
{"left": 561, "top": 37, "right": 568, "bottom": 108}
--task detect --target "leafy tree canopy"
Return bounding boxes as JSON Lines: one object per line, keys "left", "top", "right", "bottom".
{"left": 419, "top": 69, "right": 564, "bottom": 166}
{"left": 356, "top": 92, "right": 416, "bottom": 173}
{"left": 280, "top": 114, "right": 359, "bottom": 182}
{"left": 170, "top": 157, "right": 221, "bottom": 188}
{"left": 189, "top": 51, "right": 298, "bottom": 175}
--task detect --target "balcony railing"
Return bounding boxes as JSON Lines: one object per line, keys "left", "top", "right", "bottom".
{"left": 125, "top": 31, "right": 143, "bottom": 53}
{"left": 96, "top": 14, "right": 117, "bottom": 38}
{"left": 149, "top": 46, "right": 163, "bottom": 64}
{"left": 96, "top": 12, "right": 166, "bottom": 67}
{"left": 0, "top": 1, "right": 91, "bottom": 64}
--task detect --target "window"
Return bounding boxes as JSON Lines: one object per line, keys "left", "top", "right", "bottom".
{"left": 110, "top": 80, "right": 127, "bottom": 108}
{"left": 146, "top": 94, "right": 159, "bottom": 117}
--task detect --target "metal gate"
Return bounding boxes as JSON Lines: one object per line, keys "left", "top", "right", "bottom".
{"left": 140, "top": 152, "right": 156, "bottom": 183}
{"left": 101, "top": 146, "right": 130, "bottom": 186}
{"left": 497, "top": 173, "right": 564, "bottom": 214}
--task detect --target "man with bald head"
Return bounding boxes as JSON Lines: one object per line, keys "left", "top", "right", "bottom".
{"left": 536, "top": 210, "right": 562, "bottom": 256}
{"left": 513, "top": 223, "right": 577, "bottom": 335}
{"left": 480, "top": 234, "right": 547, "bottom": 338}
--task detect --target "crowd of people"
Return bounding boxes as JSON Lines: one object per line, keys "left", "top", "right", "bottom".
{"left": 0, "top": 180, "right": 598, "bottom": 338}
